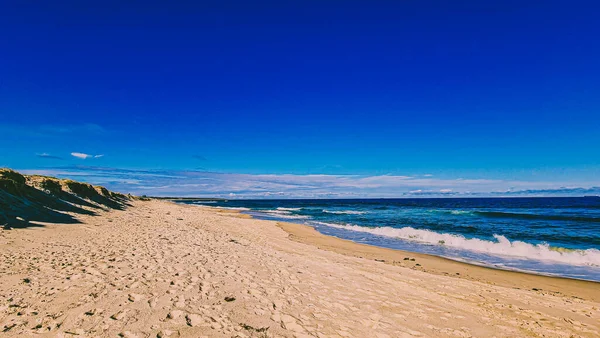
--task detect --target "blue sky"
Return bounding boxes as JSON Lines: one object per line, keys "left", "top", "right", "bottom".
{"left": 1, "top": 1, "right": 599, "bottom": 197}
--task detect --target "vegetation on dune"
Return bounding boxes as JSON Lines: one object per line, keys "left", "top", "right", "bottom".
{"left": 30, "top": 177, "right": 103, "bottom": 210}
{"left": 97, "top": 186, "right": 111, "bottom": 197}
{"left": 64, "top": 180, "right": 127, "bottom": 210}
{"left": 64, "top": 179, "right": 98, "bottom": 196}
{"left": 0, "top": 168, "right": 136, "bottom": 229}
{"left": 0, "top": 178, "right": 20, "bottom": 196}
{"left": 0, "top": 169, "right": 27, "bottom": 195}
{"left": 38, "top": 177, "right": 63, "bottom": 195}
{"left": 0, "top": 169, "right": 27, "bottom": 186}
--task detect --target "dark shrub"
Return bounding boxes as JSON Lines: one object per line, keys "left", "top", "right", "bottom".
{"left": 0, "top": 169, "right": 26, "bottom": 186}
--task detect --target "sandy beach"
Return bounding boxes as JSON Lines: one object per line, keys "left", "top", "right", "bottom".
{"left": 1, "top": 199, "right": 599, "bottom": 337}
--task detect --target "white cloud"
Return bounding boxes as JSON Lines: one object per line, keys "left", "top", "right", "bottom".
{"left": 71, "top": 152, "right": 92, "bottom": 159}
{"left": 36, "top": 153, "right": 63, "bottom": 160}
{"left": 71, "top": 152, "right": 104, "bottom": 159}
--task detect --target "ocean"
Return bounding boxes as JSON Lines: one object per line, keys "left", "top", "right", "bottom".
{"left": 177, "top": 197, "right": 600, "bottom": 282}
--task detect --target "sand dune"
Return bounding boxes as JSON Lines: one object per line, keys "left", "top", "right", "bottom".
{"left": 1, "top": 197, "right": 599, "bottom": 337}
{"left": 0, "top": 168, "right": 132, "bottom": 229}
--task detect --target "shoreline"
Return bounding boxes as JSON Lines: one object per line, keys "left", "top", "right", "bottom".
{"left": 207, "top": 205, "right": 600, "bottom": 302}
{"left": 190, "top": 204, "right": 600, "bottom": 304}
{"left": 274, "top": 220, "right": 600, "bottom": 302}
{"left": 205, "top": 204, "right": 600, "bottom": 284}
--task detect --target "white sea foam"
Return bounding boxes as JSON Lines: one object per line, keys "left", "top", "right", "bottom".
{"left": 276, "top": 207, "right": 302, "bottom": 211}
{"left": 215, "top": 207, "right": 251, "bottom": 211}
{"left": 263, "top": 209, "right": 292, "bottom": 215}
{"left": 273, "top": 214, "right": 310, "bottom": 219}
{"left": 323, "top": 210, "right": 368, "bottom": 215}
{"left": 259, "top": 209, "right": 309, "bottom": 219}
{"left": 448, "top": 210, "right": 473, "bottom": 215}
{"left": 429, "top": 209, "right": 473, "bottom": 215}
{"left": 316, "top": 223, "right": 600, "bottom": 266}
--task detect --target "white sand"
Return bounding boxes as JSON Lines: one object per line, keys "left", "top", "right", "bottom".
{"left": 1, "top": 200, "right": 599, "bottom": 337}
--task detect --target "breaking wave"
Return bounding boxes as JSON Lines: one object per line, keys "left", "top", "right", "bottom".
{"left": 276, "top": 207, "right": 302, "bottom": 211}
{"left": 258, "top": 209, "right": 309, "bottom": 219}
{"left": 214, "top": 207, "right": 251, "bottom": 211}
{"left": 316, "top": 222, "right": 600, "bottom": 266}
{"left": 323, "top": 209, "right": 368, "bottom": 215}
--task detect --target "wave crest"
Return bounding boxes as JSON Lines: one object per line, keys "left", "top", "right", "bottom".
{"left": 258, "top": 209, "right": 309, "bottom": 219}
{"left": 316, "top": 223, "right": 600, "bottom": 266}
{"left": 323, "top": 209, "right": 368, "bottom": 215}
{"left": 215, "top": 207, "right": 250, "bottom": 211}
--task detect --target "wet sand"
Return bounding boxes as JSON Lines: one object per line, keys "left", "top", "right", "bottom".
{"left": 277, "top": 221, "right": 600, "bottom": 302}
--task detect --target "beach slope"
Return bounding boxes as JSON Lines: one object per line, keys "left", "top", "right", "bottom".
{"left": 1, "top": 198, "right": 599, "bottom": 337}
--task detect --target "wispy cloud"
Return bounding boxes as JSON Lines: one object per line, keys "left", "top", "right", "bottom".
{"left": 71, "top": 152, "right": 104, "bottom": 160}
{"left": 36, "top": 153, "right": 63, "bottom": 160}
{"left": 192, "top": 155, "right": 207, "bottom": 161}
{"left": 17, "top": 166, "right": 600, "bottom": 198}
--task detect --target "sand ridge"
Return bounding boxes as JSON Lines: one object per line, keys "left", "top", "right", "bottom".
{"left": 1, "top": 200, "right": 599, "bottom": 337}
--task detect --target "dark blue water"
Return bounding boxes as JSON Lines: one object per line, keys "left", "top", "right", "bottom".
{"left": 178, "top": 197, "right": 600, "bottom": 281}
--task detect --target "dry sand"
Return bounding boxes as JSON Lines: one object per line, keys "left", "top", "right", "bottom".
{"left": 1, "top": 200, "right": 599, "bottom": 337}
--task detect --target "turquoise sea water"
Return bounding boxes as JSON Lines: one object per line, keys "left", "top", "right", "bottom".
{"left": 178, "top": 197, "right": 600, "bottom": 281}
